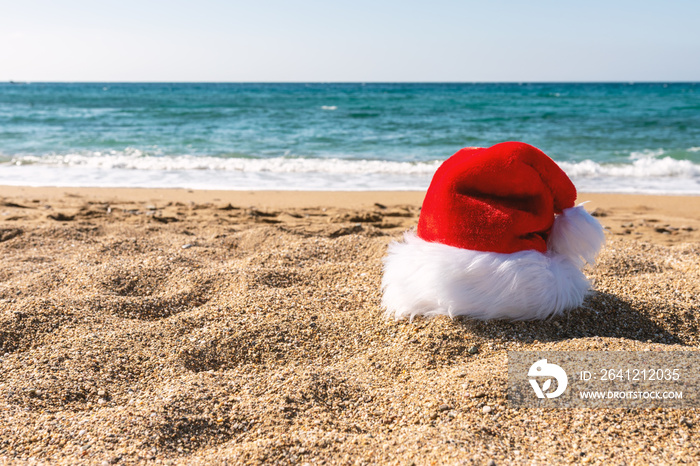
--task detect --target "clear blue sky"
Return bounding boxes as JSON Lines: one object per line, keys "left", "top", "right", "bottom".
{"left": 2, "top": 0, "right": 699, "bottom": 82}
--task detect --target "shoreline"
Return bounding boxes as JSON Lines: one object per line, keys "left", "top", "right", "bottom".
{"left": 3, "top": 184, "right": 700, "bottom": 203}
{"left": 3, "top": 185, "right": 699, "bottom": 245}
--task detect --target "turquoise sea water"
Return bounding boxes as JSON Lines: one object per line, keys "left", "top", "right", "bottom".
{"left": 1, "top": 82, "right": 699, "bottom": 193}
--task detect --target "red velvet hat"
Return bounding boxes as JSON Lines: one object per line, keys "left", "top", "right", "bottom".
{"left": 382, "top": 142, "right": 605, "bottom": 321}
{"left": 417, "top": 142, "right": 577, "bottom": 254}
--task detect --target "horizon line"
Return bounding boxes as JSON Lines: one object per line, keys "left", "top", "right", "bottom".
{"left": 4, "top": 80, "right": 699, "bottom": 85}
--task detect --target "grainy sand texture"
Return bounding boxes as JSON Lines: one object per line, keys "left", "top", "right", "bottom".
{"left": 1, "top": 186, "right": 699, "bottom": 465}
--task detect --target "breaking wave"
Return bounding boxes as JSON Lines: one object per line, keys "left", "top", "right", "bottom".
{"left": 2, "top": 150, "right": 699, "bottom": 193}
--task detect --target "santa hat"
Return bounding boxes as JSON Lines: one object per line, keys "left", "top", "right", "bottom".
{"left": 381, "top": 141, "right": 605, "bottom": 321}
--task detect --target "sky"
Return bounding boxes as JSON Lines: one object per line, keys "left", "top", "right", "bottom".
{"left": 1, "top": 0, "right": 699, "bottom": 82}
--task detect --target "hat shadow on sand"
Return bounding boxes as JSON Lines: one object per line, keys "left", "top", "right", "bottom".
{"left": 453, "top": 290, "right": 683, "bottom": 346}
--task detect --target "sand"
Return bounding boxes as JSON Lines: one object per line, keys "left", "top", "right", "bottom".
{"left": 1, "top": 186, "right": 699, "bottom": 465}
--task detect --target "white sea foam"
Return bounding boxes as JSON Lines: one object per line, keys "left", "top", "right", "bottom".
{"left": 628, "top": 148, "right": 666, "bottom": 160}
{"left": 321, "top": 105, "right": 338, "bottom": 111}
{"left": 1, "top": 151, "right": 699, "bottom": 193}
{"left": 559, "top": 157, "right": 700, "bottom": 178}
{"left": 8, "top": 152, "right": 442, "bottom": 175}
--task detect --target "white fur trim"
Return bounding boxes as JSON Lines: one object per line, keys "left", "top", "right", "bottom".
{"left": 381, "top": 229, "right": 599, "bottom": 321}
{"left": 548, "top": 203, "right": 606, "bottom": 268}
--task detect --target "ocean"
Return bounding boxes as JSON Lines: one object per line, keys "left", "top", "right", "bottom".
{"left": 1, "top": 82, "right": 699, "bottom": 193}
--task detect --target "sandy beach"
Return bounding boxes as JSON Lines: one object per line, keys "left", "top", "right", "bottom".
{"left": 1, "top": 186, "right": 699, "bottom": 465}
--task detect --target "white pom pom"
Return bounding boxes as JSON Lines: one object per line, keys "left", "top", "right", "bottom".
{"left": 548, "top": 203, "right": 606, "bottom": 268}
